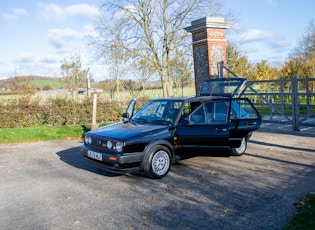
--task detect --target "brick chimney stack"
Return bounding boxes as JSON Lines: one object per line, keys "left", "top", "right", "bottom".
{"left": 185, "top": 17, "right": 230, "bottom": 96}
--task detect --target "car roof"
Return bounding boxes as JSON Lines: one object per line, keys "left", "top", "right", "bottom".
{"left": 150, "top": 95, "right": 230, "bottom": 103}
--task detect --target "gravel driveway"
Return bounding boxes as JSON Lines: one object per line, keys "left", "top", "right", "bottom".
{"left": 1, "top": 128, "right": 315, "bottom": 230}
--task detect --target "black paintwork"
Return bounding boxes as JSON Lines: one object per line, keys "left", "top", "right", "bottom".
{"left": 80, "top": 78, "right": 262, "bottom": 175}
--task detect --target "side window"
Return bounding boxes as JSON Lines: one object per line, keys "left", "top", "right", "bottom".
{"left": 189, "top": 105, "right": 206, "bottom": 124}
{"left": 189, "top": 101, "right": 229, "bottom": 125}
{"left": 212, "top": 101, "right": 229, "bottom": 124}
{"left": 183, "top": 102, "right": 192, "bottom": 117}
{"left": 231, "top": 99, "right": 258, "bottom": 119}
{"left": 183, "top": 101, "right": 201, "bottom": 117}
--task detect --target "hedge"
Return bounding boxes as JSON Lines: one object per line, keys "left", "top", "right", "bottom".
{"left": 0, "top": 96, "right": 148, "bottom": 128}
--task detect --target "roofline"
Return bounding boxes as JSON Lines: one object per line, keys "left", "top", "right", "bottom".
{"left": 150, "top": 96, "right": 230, "bottom": 102}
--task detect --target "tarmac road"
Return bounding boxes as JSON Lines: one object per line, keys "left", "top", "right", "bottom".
{"left": 1, "top": 128, "right": 315, "bottom": 230}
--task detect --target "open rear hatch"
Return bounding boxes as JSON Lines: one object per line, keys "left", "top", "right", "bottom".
{"left": 200, "top": 77, "right": 247, "bottom": 98}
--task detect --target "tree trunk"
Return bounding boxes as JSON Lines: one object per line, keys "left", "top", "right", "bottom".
{"left": 115, "top": 77, "right": 120, "bottom": 100}
{"left": 162, "top": 79, "right": 173, "bottom": 97}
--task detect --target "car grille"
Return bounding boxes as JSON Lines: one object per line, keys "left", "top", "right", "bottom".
{"left": 91, "top": 137, "right": 107, "bottom": 148}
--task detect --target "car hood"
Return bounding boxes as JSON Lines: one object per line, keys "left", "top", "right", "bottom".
{"left": 89, "top": 122, "right": 173, "bottom": 141}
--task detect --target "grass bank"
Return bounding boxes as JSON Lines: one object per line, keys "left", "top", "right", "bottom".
{"left": 0, "top": 125, "right": 89, "bottom": 144}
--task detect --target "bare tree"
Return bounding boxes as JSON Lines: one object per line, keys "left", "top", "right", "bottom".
{"left": 90, "top": 0, "right": 224, "bottom": 97}
{"left": 60, "top": 55, "right": 89, "bottom": 101}
{"left": 132, "top": 57, "right": 155, "bottom": 94}
{"left": 293, "top": 19, "right": 315, "bottom": 59}
{"left": 106, "top": 35, "right": 131, "bottom": 100}
{"left": 171, "top": 50, "right": 193, "bottom": 96}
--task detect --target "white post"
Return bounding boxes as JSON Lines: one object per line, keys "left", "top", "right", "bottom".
{"left": 91, "top": 93, "right": 99, "bottom": 130}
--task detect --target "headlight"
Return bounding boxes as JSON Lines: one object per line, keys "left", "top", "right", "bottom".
{"left": 106, "top": 140, "right": 113, "bottom": 149}
{"left": 115, "top": 141, "right": 124, "bottom": 153}
{"left": 84, "top": 135, "right": 92, "bottom": 145}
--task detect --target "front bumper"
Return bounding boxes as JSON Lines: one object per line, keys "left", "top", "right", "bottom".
{"left": 80, "top": 145, "right": 145, "bottom": 174}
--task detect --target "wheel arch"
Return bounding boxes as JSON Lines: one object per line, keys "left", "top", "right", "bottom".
{"left": 141, "top": 140, "right": 176, "bottom": 170}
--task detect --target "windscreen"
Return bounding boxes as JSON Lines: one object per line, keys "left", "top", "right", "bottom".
{"left": 132, "top": 100, "right": 183, "bottom": 125}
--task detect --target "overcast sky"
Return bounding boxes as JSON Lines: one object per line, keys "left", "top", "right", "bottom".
{"left": 0, "top": 0, "right": 314, "bottom": 81}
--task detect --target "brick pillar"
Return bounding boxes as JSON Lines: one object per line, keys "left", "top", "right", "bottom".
{"left": 185, "top": 17, "right": 230, "bottom": 96}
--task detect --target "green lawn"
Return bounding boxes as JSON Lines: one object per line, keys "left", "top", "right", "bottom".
{"left": 0, "top": 125, "right": 89, "bottom": 144}
{"left": 281, "top": 193, "right": 315, "bottom": 230}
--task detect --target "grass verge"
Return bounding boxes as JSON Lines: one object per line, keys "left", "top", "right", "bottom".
{"left": 281, "top": 193, "right": 315, "bottom": 229}
{"left": 0, "top": 125, "right": 90, "bottom": 144}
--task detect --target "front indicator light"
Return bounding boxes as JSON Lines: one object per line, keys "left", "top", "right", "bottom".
{"left": 109, "top": 156, "right": 117, "bottom": 161}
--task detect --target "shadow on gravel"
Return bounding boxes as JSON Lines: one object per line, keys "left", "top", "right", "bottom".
{"left": 249, "top": 140, "right": 315, "bottom": 153}
{"left": 56, "top": 146, "right": 122, "bottom": 178}
{"left": 54, "top": 141, "right": 315, "bottom": 229}
{"left": 257, "top": 126, "right": 315, "bottom": 137}
{"left": 56, "top": 146, "right": 231, "bottom": 179}
{"left": 245, "top": 152, "right": 315, "bottom": 168}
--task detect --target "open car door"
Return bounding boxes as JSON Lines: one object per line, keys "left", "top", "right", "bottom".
{"left": 122, "top": 98, "right": 136, "bottom": 120}
{"left": 228, "top": 98, "right": 261, "bottom": 147}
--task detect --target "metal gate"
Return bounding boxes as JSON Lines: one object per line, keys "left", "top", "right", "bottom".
{"left": 218, "top": 61, "right": 315, "bottom": 131}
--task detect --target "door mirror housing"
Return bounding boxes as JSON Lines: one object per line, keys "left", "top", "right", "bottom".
{"left": 122, "top": 112, "right": 130, "bottom": 119}
{"left": 179, "top": 117, "right": 189, "bottom": 125}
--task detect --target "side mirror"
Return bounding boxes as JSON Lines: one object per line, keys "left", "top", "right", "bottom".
{"left": 179, "top": 117, "right": 189, "bottom": 125}
{"left": 122, "top": 112, "right": 130, "bottom": 119}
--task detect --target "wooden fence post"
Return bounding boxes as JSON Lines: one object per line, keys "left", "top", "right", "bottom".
{"left": 91, "top": 93, "right": 99, "bottom": 130}
{"left": 291, "top": 76, "right": 300, "bottom": 131}
{"left": 305, "top": 76, "right": 310, "bottom": 115}
{"left": 279, "top": 77, "right": 285, "bottom": 114}
{"left": 269, "top": 98, "right": 274, "bottom": 122}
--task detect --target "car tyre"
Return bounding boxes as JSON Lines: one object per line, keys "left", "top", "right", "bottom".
{"left": 143, "top": 145, "right": 171, "bottom": 179}
{"left": 230, "top": 137, "right": 247, "bottom": 156}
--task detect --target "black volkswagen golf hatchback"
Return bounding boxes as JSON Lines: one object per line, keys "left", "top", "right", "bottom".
{"left": 80, "top": 78, "right": 261, "bottom": 178}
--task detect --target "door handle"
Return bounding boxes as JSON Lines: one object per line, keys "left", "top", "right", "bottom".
{"left": 216, "top": 128, "right": 227, "bottom": 132}
{"left": 247, "top": 122, "right": 257, "bottom": 125}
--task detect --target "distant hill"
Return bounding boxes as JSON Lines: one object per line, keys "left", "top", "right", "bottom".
{"left": 0, "top": 75, "right": 63, "bottom": 91}
{"left": 0, "top": 75, "right": 55, "bottom": 83}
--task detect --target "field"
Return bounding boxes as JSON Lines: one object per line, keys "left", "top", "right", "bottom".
{"left": 23, "top": 79, "right": 63, "bottom": 90}
{"left": 0, "top": 86, "right": 197, "bottom": 102}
